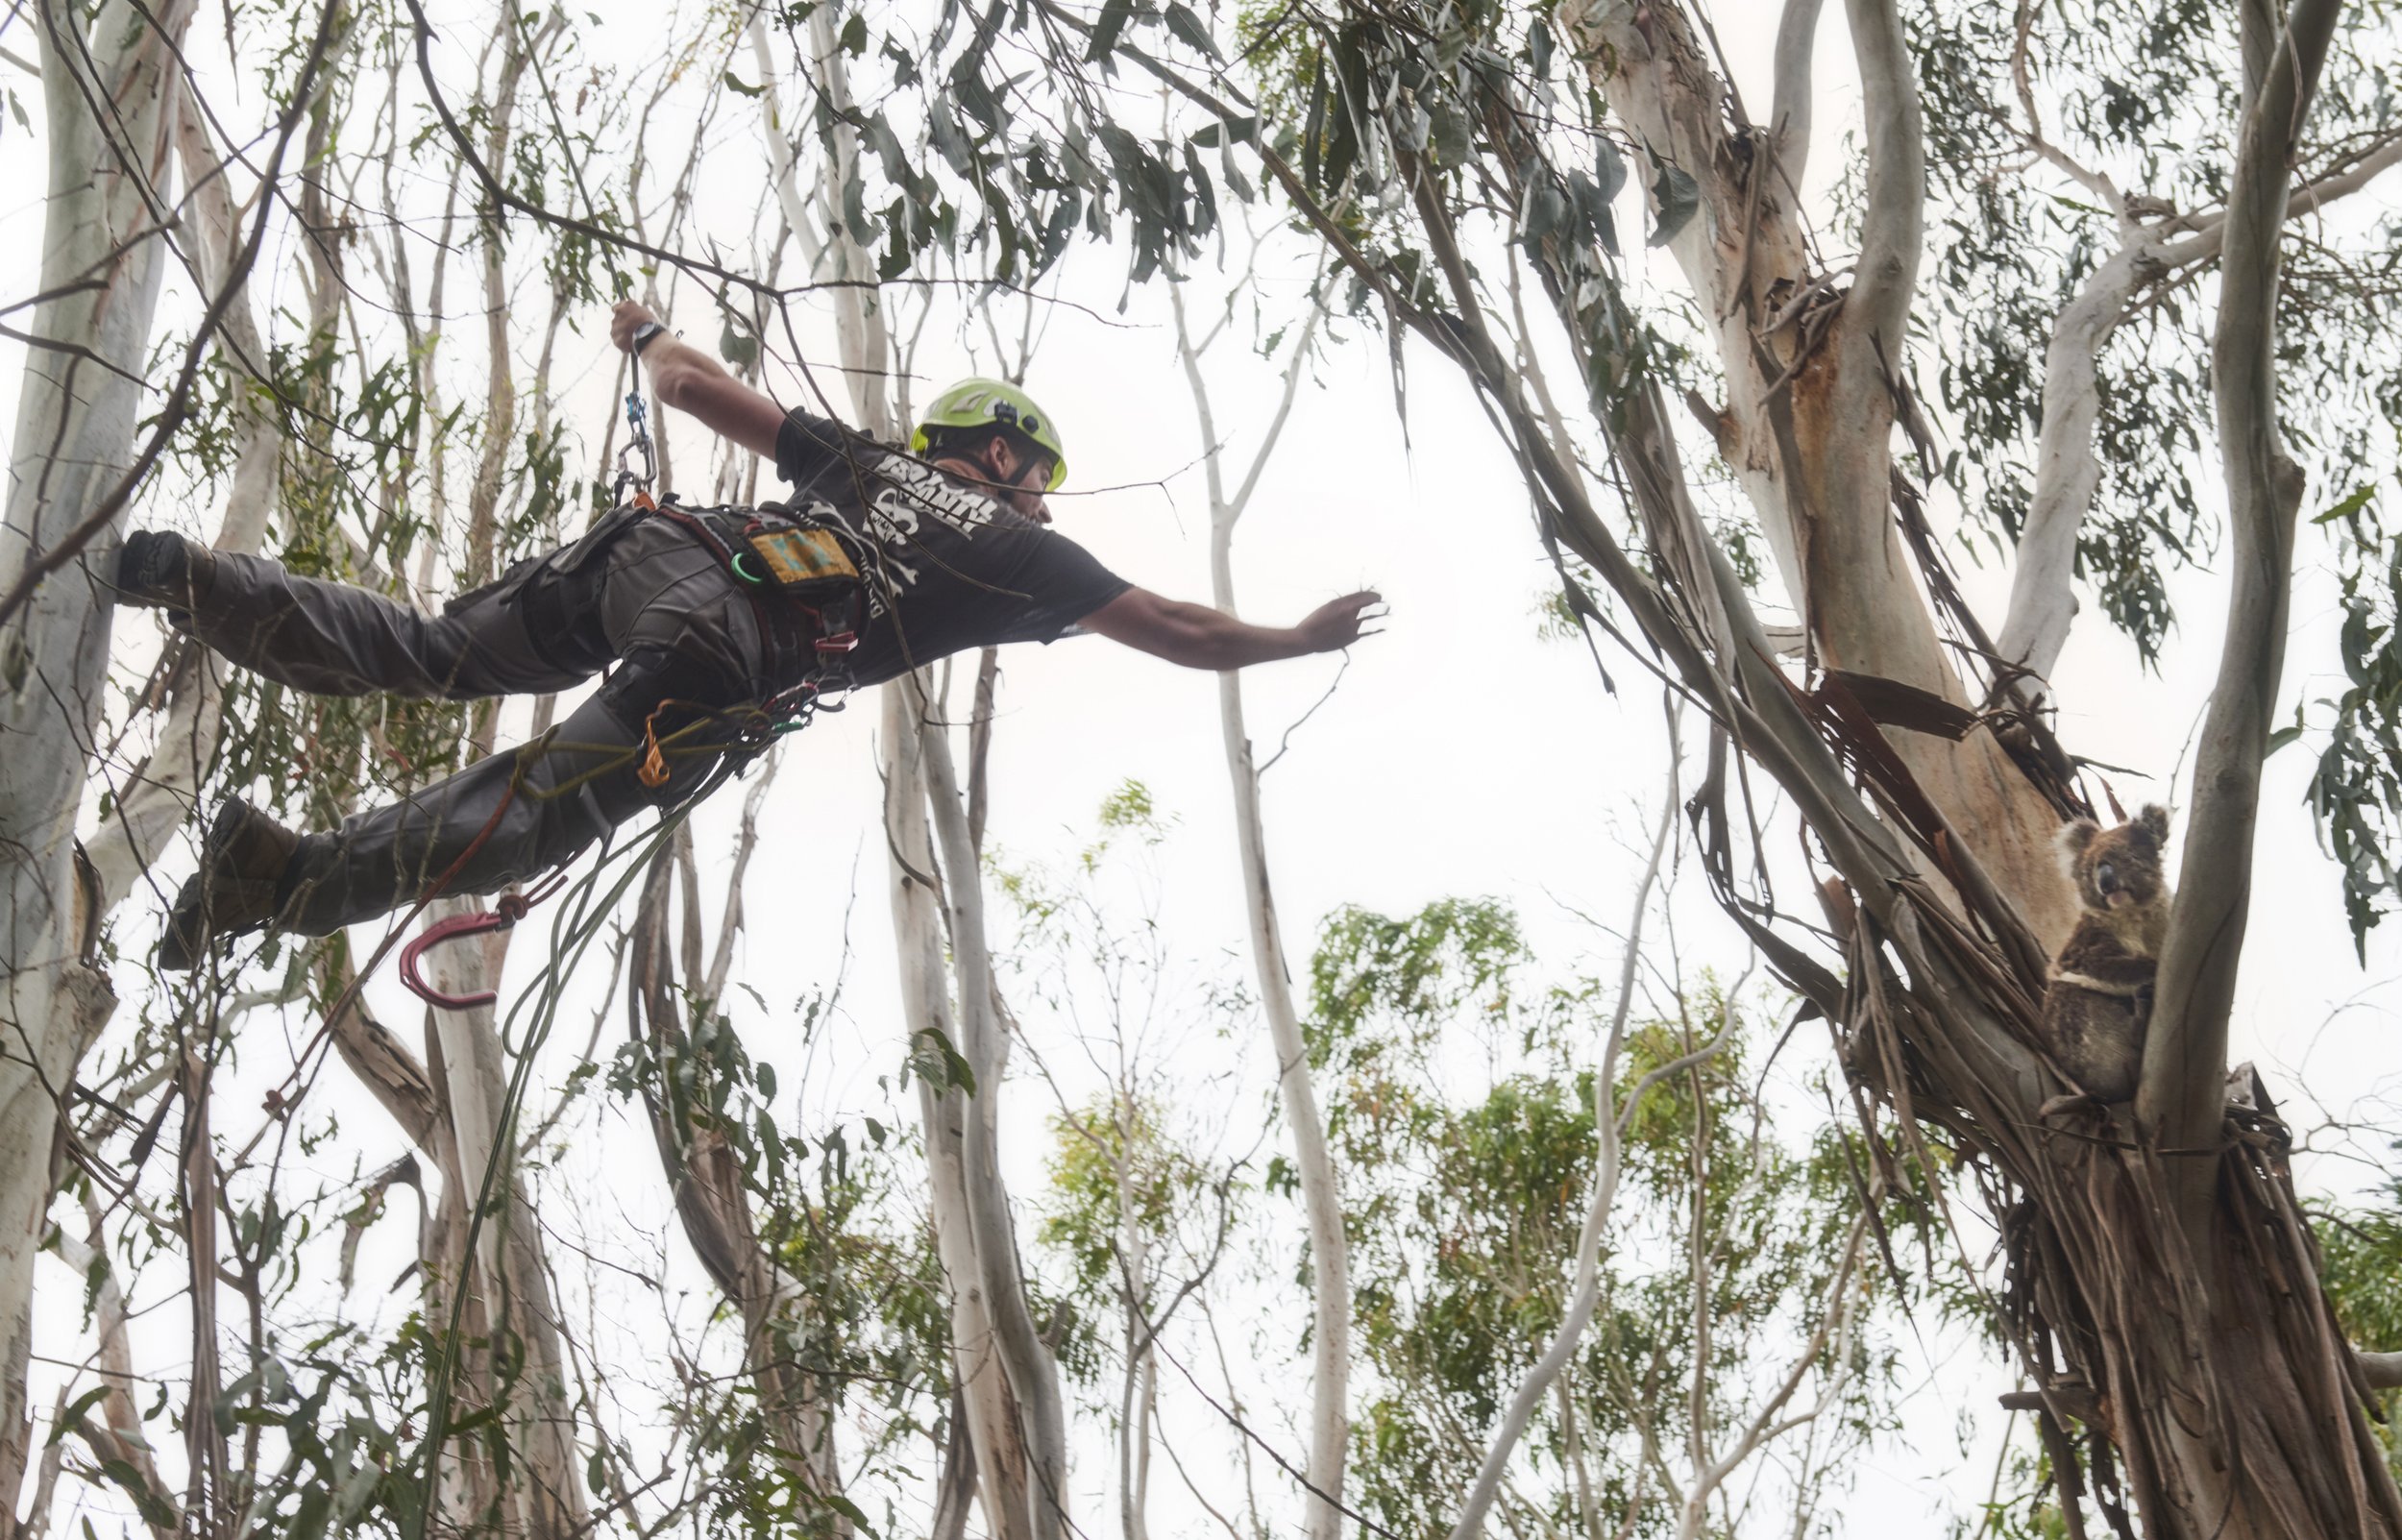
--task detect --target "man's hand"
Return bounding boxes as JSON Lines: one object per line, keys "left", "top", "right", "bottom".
{"left": 610, "top": 300, "right": 663, "bottom": 354}
{"left": 1296, "top": 590, "right": 1384, "bottom": 654}
{"left": 1084, "top": 587, "right": 1386, "bottom": 671}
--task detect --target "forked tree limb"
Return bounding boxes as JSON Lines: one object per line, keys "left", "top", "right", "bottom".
{"left": 1171, "top": 278, "right": 1351, "bottom": 1540}
{"left": 1996, "top": 128, "right": 2402, "bottom": 694}
{"left": 2141, "top": 0, "right": 2342, "bottom": 1171}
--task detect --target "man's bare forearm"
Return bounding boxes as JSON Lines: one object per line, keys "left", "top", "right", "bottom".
{"left": 1082, "top": 587, "right": 1380, "bottom": 671}
{"left": 612, "top": 304, "right": 785, "bottom": 460}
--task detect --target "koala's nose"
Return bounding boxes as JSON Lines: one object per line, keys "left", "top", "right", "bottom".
{"left": 2096, "top": 861, "right": 2120, "bottom": 892}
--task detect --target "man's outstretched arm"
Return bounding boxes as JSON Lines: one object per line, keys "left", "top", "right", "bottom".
{"left": 611, "top": 302, "right": 785, "bottom": 460}
{"left": 1082, "top": 587, "right": 1382, "bottom": 672}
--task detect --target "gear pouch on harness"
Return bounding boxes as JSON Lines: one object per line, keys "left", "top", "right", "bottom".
{"left": 723, "top": 506, "right": 867, "bottom": 650}
{"left": 744, "top": 523, "right": 859, "bottom": 597}
{"left": 650, "top": 501, "right": 870, "bottom": 687}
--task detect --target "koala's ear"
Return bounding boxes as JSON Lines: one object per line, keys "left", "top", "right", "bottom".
{"left": 2055, "top": 819, "right": 2100, "bottom": 874}
{"left": 2135, "top": 804, "right": 2170, "bottom": 843}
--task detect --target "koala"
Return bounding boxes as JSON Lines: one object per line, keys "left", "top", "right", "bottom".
{"left": 2039, "top": 805, "right": 2173, "bottom": 1103}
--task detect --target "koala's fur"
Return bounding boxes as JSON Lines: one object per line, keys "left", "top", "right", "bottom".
{"left": 2039, "top": 805, "right": 2173, "bottom": 1103}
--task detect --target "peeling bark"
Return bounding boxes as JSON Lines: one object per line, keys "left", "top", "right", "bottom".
{"left": 627, "top": 812, "right": 849, "bottom": 1520}
{"left": 1562, "top": 0, "right": 2079, "bottom": 945}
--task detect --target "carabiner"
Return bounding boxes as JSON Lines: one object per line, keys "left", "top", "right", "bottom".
{"left": 399, "top": 895, "right": 529, "bottom": 1010}
{"left": 614, "top": 350, "right": 659, "bottom": 508}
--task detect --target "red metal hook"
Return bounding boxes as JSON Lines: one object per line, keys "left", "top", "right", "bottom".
{"left": 399, "top": 893, "right": 530, "bottom": 1011}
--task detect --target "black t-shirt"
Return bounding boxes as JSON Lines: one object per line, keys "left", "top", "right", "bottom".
{"left": 772, "top": 408, "right": 1132, "bottom": 688}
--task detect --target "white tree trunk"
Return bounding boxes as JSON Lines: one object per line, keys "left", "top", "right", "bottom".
{"left": 0, "top": 0, "right": 193, "bottom": 1511}
{"left": 883, "top": 686, "right": 1051, "bottom": 1540}
{"left": 757, "top": 12, "right": 1070, "bottom": 1525}
{"left": 1168, "top": 290, "right": 1352, "bottom": 1540}
{"left": 416, "top": 908, "right": 589, "bottom": 1540}
{"left": 85, "top": 87, "right": 286, "bottom": 910}
{"left": 1562, "top": 0, "right": 2078, "bottom": 946}
{"left": 914, "top": 688, "right": 1073, "bottom": 1540}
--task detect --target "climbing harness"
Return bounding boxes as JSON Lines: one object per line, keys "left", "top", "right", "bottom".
{"left": 393, "top": 355, "right": 867, "bottom": 1006}
{"left": 628, "top": 500, "right": 868, "bottom": 786}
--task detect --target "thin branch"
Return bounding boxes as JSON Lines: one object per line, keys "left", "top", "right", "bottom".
{"left": 1451, "top": 732, "right": 1703, "bottom": 1540}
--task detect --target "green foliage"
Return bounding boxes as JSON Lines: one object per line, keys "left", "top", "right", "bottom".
{"left": 2310, "top": 488, "right": 2402, "bottom": 950}
{"left": 2316, "top": 1172, "right": 2402, "bottom": 1482}
{"left": 603, "top": 988, "right": 960, "bottom": 1530}
{"left": 1311, "top": 902, "right": 1898, "bottom": 1537}
{"left": 1909, "top": 0, "right": 2402, "bottom": 671}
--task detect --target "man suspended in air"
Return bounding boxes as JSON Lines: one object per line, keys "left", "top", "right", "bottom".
{"left": 116, "top": 301, "right": 1382, "bottom": 968}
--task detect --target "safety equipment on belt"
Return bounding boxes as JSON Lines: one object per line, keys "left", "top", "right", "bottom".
{"left": 909, "top": 377, "right": 1068, "bottom": 490}
{"left": 631, "top": 500, "right": 870, "bottom": 783}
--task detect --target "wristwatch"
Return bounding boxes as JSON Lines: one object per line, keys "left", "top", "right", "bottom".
{"left": 629, "top": 320, "right": 667, "bottom": 356}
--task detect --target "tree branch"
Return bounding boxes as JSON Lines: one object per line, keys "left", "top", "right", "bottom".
{"left": 1449, "top": 751, "right": 1687, "bottom": 1540}
{"left": 1999, "top": 127, "right": 2402, "bottom": 691}
{"left": 1837, "top": 0, "right": 1924, "bottom": 362}
{"left": 1770, "top": 0, "right": 1826, "bottom": 187}
{"left": 2141, "top": 0, "right": 2343, "bottom": 1156}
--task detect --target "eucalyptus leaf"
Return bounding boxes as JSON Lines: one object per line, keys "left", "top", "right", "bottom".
{"left": 2315, "top": 483, "right": 2377, "bottom": 526}
{"left": 1595, "top": 137, "right": 1627, "bottom": 202}
{"left": 1164, "top": 1, "right": 1221, "bottom": 59}
{"left": 1088, "top": 0, "right": 1134, "bottom": 61}
{"left": 1648, "top": 159, "right": 1700, "bottom": 247}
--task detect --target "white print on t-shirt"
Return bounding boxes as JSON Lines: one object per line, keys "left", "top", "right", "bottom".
{"left": 871, "top": 454, "right": 1008, "bottom": 544}
{"left": 797, "top": 448, "right": 1018, "bottom": 619}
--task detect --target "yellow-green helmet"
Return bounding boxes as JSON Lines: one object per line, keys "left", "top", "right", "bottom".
{"left": 910, "top": 378, "right": 1067, "bottom": 491}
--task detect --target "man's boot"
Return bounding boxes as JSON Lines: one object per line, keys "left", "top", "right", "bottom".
{"left": 113, "top": 530, "right": 216, "bottom": 614}
{"left": 159, "top": 800, "right": 300, "bottom": 970}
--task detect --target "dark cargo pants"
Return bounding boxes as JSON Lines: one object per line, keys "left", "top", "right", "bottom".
{"left": 177, "top": 511, "right": 777, "bottom": 935}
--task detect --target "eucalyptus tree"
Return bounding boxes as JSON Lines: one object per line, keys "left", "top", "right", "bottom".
{"left": 11, "top": 0, "right": 2398, "bottom": 1528}
{"left": 1303, "top": 894, "right": 1893, "bottom": 1538}
{"left": 0, "top": 0, "right": 299, "bottom": 1509}
{"left": 5, "top": 0, "right": 665, "bottom": 1525}
{"left": 771, "top": 0, "right": 2402, "bottom": 1529}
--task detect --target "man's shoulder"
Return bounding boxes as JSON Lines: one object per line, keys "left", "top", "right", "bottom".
{"left": 775, "top": 407, "right": 895, "bottom": 487}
